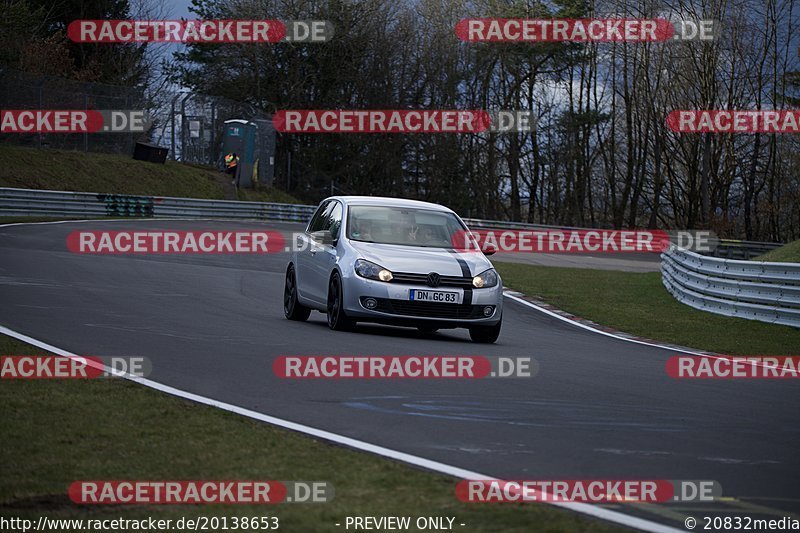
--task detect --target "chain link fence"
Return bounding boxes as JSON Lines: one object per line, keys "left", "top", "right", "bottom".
{"left": 149, "top": 91, "right": 272, "bottom": 169}
{"left": 0, "top": 68, "right": 273, "bottom": 173}
{"left": 0, "top": 67, "right": 143, "bottom": 154}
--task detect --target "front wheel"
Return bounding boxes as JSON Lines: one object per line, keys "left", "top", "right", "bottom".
{"left": 284, "top": 264, "right": 311, "bottom": 321}
{"left": 327, "top": 272, "right": 355, "bottom": 331}
{"left": 469, "top": 316, "right": 502, "bottom": 343}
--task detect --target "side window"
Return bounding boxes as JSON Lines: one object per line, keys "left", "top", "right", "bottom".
{"left": 307, "top": 201, "right": 331, "bottom": 232}
{"left": 327, "top": 202, "right": 343, "bottom": 239}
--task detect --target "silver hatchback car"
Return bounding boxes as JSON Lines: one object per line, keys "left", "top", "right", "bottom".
{"left": 283, "top": 196, "right": 503, "bottom": 343}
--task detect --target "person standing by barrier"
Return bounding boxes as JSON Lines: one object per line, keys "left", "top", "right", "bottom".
{"left": 224, "top": 152, "right": 240, "bottom": 184}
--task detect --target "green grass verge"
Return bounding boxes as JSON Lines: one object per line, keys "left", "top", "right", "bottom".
{"left": 0, "top": 334, "right": 621, "bottom": 532}
{"left": 0, "top": 145, "right": 221, "bottom": 198}
{"left": 756, "top": 240, "right": 800, "bottom": 263}
{"left": 0, "top": 145, "right": 300, "bottom": 204}
{"left": 494, "top": 262, "right": 800, "bottom": 356}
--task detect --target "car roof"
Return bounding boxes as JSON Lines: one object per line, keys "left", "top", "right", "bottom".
{"left": 327, "top": 196, "right": 455, "bottom": 213}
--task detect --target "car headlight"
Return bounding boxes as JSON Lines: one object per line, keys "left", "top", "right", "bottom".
{"left": 472, "top": 268, "right": 498, "bottom": 288}
{"left": 355, "top": 259, "right": 393, "bottom": 282}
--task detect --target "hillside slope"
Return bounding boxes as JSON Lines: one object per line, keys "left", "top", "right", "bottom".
{"left": 0, "top": 145, "right": 299, "bottom": 203}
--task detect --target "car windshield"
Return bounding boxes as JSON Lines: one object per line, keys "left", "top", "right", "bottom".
{"left": 347, "top": 205, "right": 466, "bottom": 248}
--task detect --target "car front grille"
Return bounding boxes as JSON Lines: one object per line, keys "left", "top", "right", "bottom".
{"left": 390, "top": 272, "right": 474, "bottom": 289}
{"left": 366, "top": 298, "right": 491, "bottom": 320}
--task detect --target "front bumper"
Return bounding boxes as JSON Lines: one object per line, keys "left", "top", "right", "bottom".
{"left": 341, "top": 273, "right": 503, "bottom": 328}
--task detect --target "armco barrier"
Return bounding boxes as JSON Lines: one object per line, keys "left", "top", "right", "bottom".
{"left": 464, "top": 217, "right": 782, "bottom": 258}
{"left": 462, "top": 218, "right": 567, "bottom": 231}
{"left": 661, "top": 246, "right": 800, "bottom": 328}
{"left": 4, "top": 187, "right": 795, "bottom": 326}
{"left": 709, "top": 239, "right": 782, "bottom": 260}
{"left": 0, "top": 188, "right": 317, "bottom": 223}
{"left": 1, "top": 188, "right": 786, "bottom": 276}
{"left": 0, "top": 191, "right": 607, "bottom": 228}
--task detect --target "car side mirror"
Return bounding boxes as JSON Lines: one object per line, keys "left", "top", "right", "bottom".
{"left": 312, "top": 230, "right": 334, "bottom": 246}
{"left": 482, "top": 243, "right": 498, "bottom": 256}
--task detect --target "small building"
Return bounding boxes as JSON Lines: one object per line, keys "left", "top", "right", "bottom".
{"left": 222, "top": 118, "right": 276, "bottom": 188}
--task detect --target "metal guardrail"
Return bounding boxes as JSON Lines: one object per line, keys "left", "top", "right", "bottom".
{"left": 1, "top": 187, "right": 787, "bottom": 260}
{"left": 0, "top": 187, "right": 317, "bottom": 223}
{"left": 2, "top": 188, "right": 781, "bottom": 250}
{"left": 462, "top": 217, "right": 572, "bottom": 231}
{"left": 4, "top": 188, "right": 796, "bottom": 327}
{"left": 709, "top": 240, "right": 782, "bottom": 260}
{"left": 661, "top": 246, "right": 800, "bottom": 328}
{"left": 464, "top": 217, "right": 783, "bottom": 259}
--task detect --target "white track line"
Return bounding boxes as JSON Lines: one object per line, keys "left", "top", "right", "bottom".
{"left": 0, "top": 325, "right": 681, "bottom": 532}
{"left": 503, "top": 291, "right": 793, "bottom": 374}
{"left": 503, "top": 291, "right": 709, "bottom": 356}
{"left": 0, "top": 219, "right": 685, "bottom": 531}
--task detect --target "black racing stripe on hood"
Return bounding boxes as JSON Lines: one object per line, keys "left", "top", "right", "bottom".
{"left": 447, "top": 249, "right": 473, "bottom": 305}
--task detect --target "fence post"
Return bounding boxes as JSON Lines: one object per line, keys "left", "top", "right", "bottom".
{"left": 83, "top": 92, "right": 89, "bottom": 152}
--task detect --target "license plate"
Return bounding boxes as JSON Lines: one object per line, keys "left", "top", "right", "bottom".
{"left": 409, "top": 289, "right": 461, "bottom": 304}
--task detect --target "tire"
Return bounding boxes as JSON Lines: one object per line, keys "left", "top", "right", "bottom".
{"left": 469, "top": 316, "right": 502, "bottom": 343}
{"left": 417, "top": 326, "right": 439, "bottom": 335}
{"left": 327, "top": 272, "right": 355, "bottom": 331}
{"left": 284, "top": 264, "right": 311, "bottom": 321}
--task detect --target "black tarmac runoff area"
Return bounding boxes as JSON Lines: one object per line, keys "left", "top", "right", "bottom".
{"left": 1, "top": 219, "right": 797, "bottom": 531}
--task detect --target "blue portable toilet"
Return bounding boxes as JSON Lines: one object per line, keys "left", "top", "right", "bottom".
{"left": 222, "top": 118, "right": 276, "bottom": 188}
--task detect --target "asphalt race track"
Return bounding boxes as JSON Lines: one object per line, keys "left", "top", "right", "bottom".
{"left": 1, "top": 219, "right": 798, "bottom": 531}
